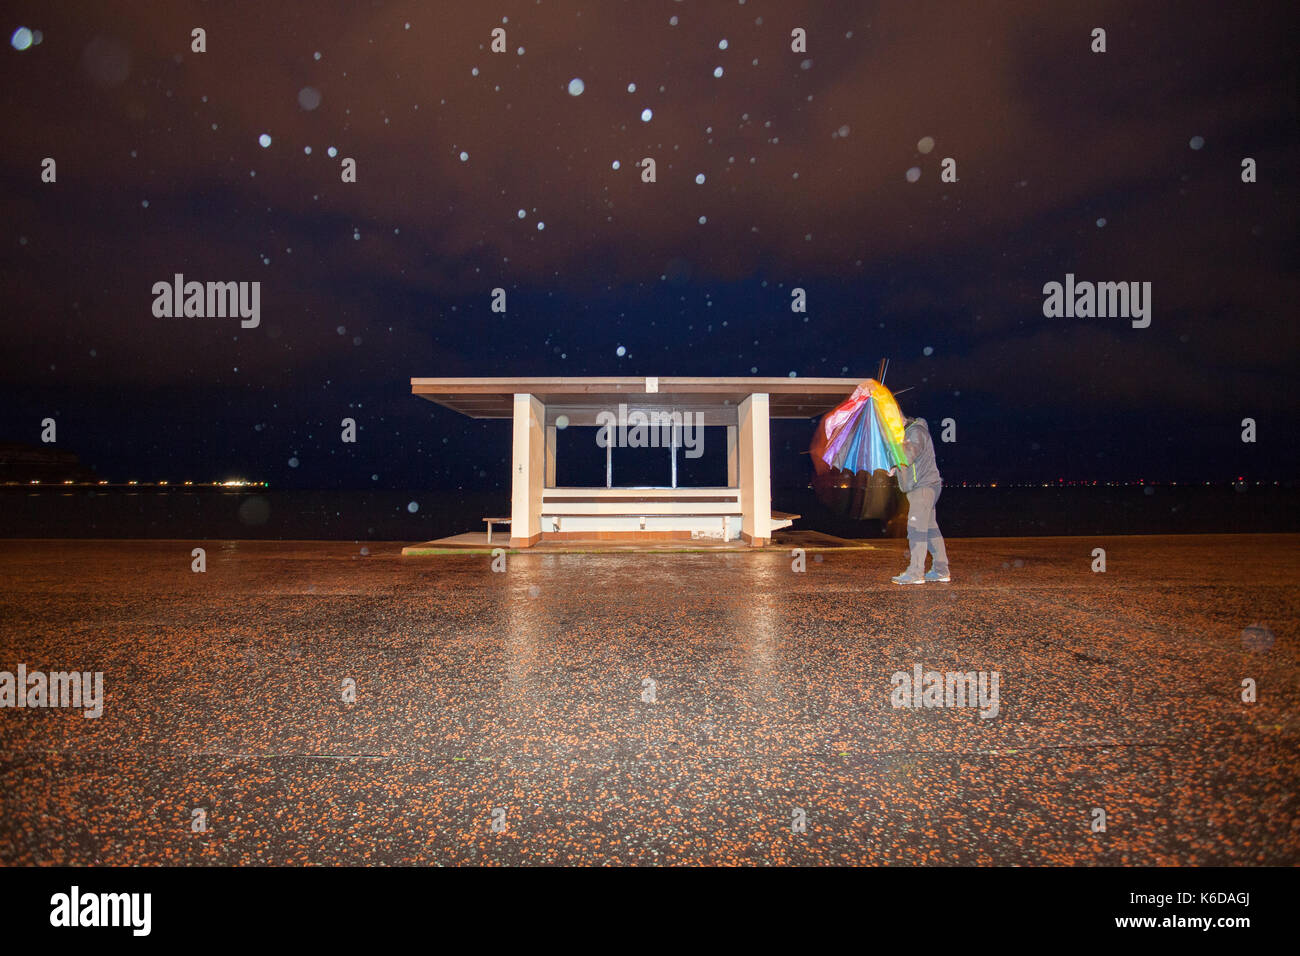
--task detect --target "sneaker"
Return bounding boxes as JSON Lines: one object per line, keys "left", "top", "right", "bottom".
{"left": 891, "top": 570, "right": 926, "bottom": 585}
{"left": 924, "top": 570, "right": 951, "bottom": 583}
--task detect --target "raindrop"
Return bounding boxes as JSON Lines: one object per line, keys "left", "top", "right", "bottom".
{"left": 459, "top": 151, "right": 468, "bottom": 162}
{"left": 567, "top": 77, "right": 585, "bottom": 96}
{"left": 10, "top": 27, "right": 33, "bottom": 51}
{"left": 612, "top": 160, "right": 620, "bottom": 170}
{"left": 837, "top": 125, "right": 850, "bottom": 138}
{"left": 906, "top": 166, "right": 921, "bottom": 183}
{"left": 641, "top": 108, "right": 653, "bottom": 122}
{"left": 556, "top": 415, "right": 570, "bottom": 429}
{"left": 719, "top": 39, "right": 729, "bottom": 50}
{"left": 407, "top": 501, "right": 419, "bottom": 513}
{"left": 616, "top": 345, "right": 626, "bottom": 357}
{"left": 288, "top": 457, "right": 300, "bottom": 468}
{"left": 517, "top": 209, "right": 526, "bottom": 218}
{"left": 258, "top": 133, "right": 272, "bottom": 148}
{"left": 327, "top": 146, "right": 338, "bottom": 157}
{"left": 917, "top": 136, "right": 935, "bottom": 154}
{"left": 698, "top": 215, "right": 707, "bottom": 224}
{"left": 713, "top": 66, "right": 723, "bottom": 78}
{"left": 537, "top": 221, "right": 545, "bottom": 230}
{"left": 923, "top": 346, "right": 934, "bottom": 356}
{"left": 298, "top": 87, "right": 322, "bottom": 110}
{"left": 1189, "top": 135, "right": 1205, "bottom": 150}
{"left": 695, "top": 173, "right": 705, "bottom": 184}
{"left": 1096, "top": 217, "right": 1107, "bottom": 228}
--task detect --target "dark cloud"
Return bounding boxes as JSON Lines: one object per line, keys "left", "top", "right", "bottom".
{"left": 0, "top": 0, "right": 1295, "bottom": 483}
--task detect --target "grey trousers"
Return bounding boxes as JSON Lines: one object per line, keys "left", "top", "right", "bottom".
{"left": 905, "top": 485, "right": 949, "bottom": 575}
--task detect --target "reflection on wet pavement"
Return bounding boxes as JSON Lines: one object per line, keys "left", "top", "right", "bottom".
{"left": 0, "top": 536, "right": 1295, "bottom": 865}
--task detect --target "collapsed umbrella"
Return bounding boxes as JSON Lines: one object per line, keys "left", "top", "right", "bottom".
{"left": 810, "top": 379, "right": 909, "bottom": 476}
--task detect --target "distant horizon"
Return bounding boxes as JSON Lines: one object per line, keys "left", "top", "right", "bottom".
{"left": 3, "top": 476, "right": 1293, "bottom": 489}
{"left": 1, "top": 435, "right": 1293, "bottom": 490}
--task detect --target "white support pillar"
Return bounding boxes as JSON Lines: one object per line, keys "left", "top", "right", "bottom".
{"left": 726, "top": 424, "right": 738, "bottom": 487}
{"left": 737, "top": 393, "right": 772, "bottom": 546}
{"left": 545, "top": 424, "right": 557, "bottom": 487}
{"left": 510, "top": 393, "right": 545, "bottom": 547}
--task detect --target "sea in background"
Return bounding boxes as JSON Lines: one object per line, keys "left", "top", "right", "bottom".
{"left": 1, "top": 484, "right": 1296, "bottom": 541}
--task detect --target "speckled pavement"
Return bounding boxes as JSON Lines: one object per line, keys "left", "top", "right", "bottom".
{"left": 0, "top": 535, "right": 1295, "bottom": 865}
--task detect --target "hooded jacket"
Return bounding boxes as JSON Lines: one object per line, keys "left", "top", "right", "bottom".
{"left": 897, "top": 417, "right": 942, "bottom": 493}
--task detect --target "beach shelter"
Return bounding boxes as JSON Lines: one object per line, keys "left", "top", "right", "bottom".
{"left": 411, "top": 376, "right": 862, "bottom": 547}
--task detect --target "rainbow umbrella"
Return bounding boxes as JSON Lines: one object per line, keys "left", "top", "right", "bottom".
{"left": 810, "top": 379, "right": 908, "bottom": 476}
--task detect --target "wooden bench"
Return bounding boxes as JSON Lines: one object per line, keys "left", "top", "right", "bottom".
{"left": 538, "top": 491, "right": 740, "bottom": 540}
{"left": 536, "top": 492, "right": 800, "bottom": 539}
{"left": 543, "top": 512, "right": 738, "bottom": 537}
{"left": 483, "top": 516, "right": 511, "bottom": 544}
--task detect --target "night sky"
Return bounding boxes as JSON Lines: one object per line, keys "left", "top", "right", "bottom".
{"left": 2, "top": 1, "right": 1296, "bottom": 493}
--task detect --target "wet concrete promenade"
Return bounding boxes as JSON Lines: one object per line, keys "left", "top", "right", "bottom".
{"left": 0, "top": 535, "right": 1295, "bottom": 865}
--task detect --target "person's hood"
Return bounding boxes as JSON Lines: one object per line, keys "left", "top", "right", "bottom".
{"left": 907, "top": 417, "right": 929, "bottom": 431}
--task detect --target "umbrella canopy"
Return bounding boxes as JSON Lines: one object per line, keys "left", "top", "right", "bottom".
{"left": 810, "top": 379, "right": 908, "bottom": 476}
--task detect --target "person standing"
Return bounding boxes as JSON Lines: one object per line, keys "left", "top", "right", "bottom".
{"left": 890, "top": 416, "right": 951, "bottom": 584}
